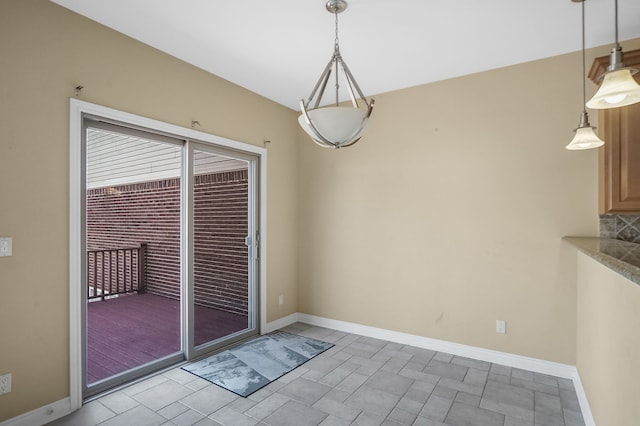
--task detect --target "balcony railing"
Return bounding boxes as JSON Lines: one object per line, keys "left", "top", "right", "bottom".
{"left": 87, "top": 243, "right": 147, "bottom": 301}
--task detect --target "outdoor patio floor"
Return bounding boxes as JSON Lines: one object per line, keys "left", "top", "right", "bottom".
{"left": 87, "top": 293, "right": 248, "bottom": 383}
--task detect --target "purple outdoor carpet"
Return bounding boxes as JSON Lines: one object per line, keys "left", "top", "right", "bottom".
{"left": 87, "top": 293, "right": 248, "bottom": 383}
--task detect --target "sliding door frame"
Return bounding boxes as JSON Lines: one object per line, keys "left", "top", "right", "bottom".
{"left": 82, "top": 117, "right": 187, "bottom": 398}
{"left": 185, "top": 141, "right": 261, "bottom": 360}
{"left": 69, "top": 98, "right": 268, "bottom": 409}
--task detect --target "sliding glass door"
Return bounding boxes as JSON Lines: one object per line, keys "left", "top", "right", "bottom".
{"left": 82, "top": 117, "right": 259, "bottom": 398}
{"left": 187, "top": 143, "right": 259, "bottom": 358}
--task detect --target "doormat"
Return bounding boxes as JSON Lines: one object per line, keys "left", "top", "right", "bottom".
{"left": 181, "top": 331, "right": 334, "bottom": 397}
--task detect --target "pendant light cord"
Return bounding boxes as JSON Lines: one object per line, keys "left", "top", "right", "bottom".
{"left": 581, "top": 0, "right": 587, "bottom": 113}
{"left": 614, "top": 0, "right": 619, "bottom": 47}
{"left": 334, "top": 9, "right": 340, "bottom": 105}
{"left": 334, "top": 10, "right": 340, "bottom": 52}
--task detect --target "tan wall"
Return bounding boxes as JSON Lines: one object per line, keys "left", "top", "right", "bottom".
{"left": 575, "top": 252, "right": 640, "bottom": 425}
{"left": 2, "top": 0, "right": 640, "bottom": 421}
{"left": 0, "top": 0, "right": 298, "bottom": 421}
{"left": 297, "top": 38, "right": 640, "bottom": 365}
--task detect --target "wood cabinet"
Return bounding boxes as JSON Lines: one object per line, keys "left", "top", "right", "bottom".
{"left": 589, "top": 49, "right": 640, "bottom": 213}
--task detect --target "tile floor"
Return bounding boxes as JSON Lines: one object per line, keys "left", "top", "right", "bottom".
{"left": 49, "top": 323, "right": 586, "bottom": 426}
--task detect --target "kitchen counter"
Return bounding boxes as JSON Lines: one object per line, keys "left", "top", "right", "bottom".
{"left": 564, "top": 236, "right": 640, "bottom": 286}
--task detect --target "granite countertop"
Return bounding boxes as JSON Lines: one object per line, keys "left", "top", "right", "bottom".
{"left": 564, "top": 236, "right": 640, "bottom": 286}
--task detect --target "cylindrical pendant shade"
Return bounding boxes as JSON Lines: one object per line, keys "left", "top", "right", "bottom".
{"left": 566, "top": 126, "right": 604, "bottom": 150}
{"left": 298, "top": 107, "right": 369, "bottom": 148}
{"left": 586, "top": 68, "right": 640, "bottom": 109}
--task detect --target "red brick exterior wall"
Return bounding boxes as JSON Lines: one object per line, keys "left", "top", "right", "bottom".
{"left": 193, "top": 171, "right": 249, "bottom": 315}
{"left": 86, "top": 170, "right": 249, "bottom": 315}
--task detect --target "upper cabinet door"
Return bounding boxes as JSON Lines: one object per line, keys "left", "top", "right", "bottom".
{"left": 589, "top": 49, "right": 640, "bottom": 213}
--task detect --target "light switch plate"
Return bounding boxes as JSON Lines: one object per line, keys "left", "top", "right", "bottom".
{"left": 0, "top": 237, "right": 12, "bottom": 257}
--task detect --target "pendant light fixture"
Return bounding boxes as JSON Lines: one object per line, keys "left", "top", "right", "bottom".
{"left": 585, "top": 0, "right": 640, "bottom": 109}
{"left": 567, "top": 0, "right": 604, "bottom": 150}
{"left": 298, "top": 0, "right": 374, "bottom": 149}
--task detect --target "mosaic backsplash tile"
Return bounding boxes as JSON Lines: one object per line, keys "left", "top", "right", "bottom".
{"left": 600, "top": 214, "right": 640, "bottom": 243}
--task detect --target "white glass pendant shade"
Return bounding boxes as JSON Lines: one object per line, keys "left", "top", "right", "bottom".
{"left": 567, "top": 0, "right": 605, "bottom": 151}
{"left": 566, "top": 125, "right": 604, "bottom": 150}
{"left": 298, "top": 107, "right": 369, "bottom": 148}
{"left": 586, "top": 68, "right": 640, "bottom": 109}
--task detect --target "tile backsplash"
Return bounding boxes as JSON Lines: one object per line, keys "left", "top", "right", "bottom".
{"left": 600, "top": 214, "right": 640, "bottom": 243}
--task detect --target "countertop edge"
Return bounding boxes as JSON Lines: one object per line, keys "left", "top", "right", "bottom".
{"left": 563, "top": 236, "right": 640, "bottom": 286}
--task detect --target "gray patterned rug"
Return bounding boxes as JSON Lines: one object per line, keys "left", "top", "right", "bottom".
{"left": 181, "top": 331, "right": 334, "bottom": 397}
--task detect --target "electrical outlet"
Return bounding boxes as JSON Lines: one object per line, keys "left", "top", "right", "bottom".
{"left": 0, "top": 237, "right": 12, "bottom": 257}
{"left": 0, "top": 373, "right": 12, "bottom": 395}
{"left": 496, "top": 320, "right": 506, "bottom": 334}
{"left": 278, "top": 295, "right": 284, "bottom": 305}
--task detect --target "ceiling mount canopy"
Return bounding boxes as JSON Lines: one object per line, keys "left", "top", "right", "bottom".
{"left": 585, "top": 0, "right": 640, "bottom": 109}
{"left": 325, "top": 0, "right": 347, "bottom": 14}
{"left": 567, "top": 0, "right": 604, "bottom": 150}
{"left": 298, "top": 0, "right": 374, "bottom": 149}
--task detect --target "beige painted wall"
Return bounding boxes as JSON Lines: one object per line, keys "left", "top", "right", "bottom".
{"left": 297, "top": 37, "right": 640, "bottom": 365}
{"left": 2, "top": 0, "right": 640, "bottom": 421}
{"left": 575, "top": 252, "right": 640, "bottom": 425}
{"left": 0, "top": 0, "right": 298, "bottom": 421}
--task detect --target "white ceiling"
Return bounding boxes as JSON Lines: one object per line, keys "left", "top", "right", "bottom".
{"left": 51, "top": 0, "right": 640, "bottom": 111}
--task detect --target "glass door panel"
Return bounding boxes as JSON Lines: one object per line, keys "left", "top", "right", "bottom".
{"left": 84, "top": 120, "right": 184, "bottom": 396}
{"left": 191, "top": 146, "right": 256, "bottom": 352}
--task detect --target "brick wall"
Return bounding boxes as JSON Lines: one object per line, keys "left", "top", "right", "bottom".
{"left": 194, "top": 171, "right": 248, "bottom": 315}
{"left": 86, "top": 170, "right": 249, "bottom": 315}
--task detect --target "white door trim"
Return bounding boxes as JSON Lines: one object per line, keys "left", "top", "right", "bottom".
{"left": 69, "top": 98, "right": 268, "bottom": 410}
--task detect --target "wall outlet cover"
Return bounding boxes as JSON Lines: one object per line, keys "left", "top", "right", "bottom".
{"left": 0, "top": 237, "right": 12, "bottom": 257}
{"left": 0, "top": 373, "right": 12, "bottom": 394}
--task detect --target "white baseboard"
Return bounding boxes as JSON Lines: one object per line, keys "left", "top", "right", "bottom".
{"left": 0, "top": 397, "right": 71, "bottom": 426}
{"left": 263, "top": 312, "right": 299, "bottom": 334}
{"left": 298, "top": 313, "right": 575, "bottom": 378}
{"left": 271, "top": 312, "right": 595, "bottom": 426}
{"left": 571, "top": 370, "right": 596, "bottom": 426}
